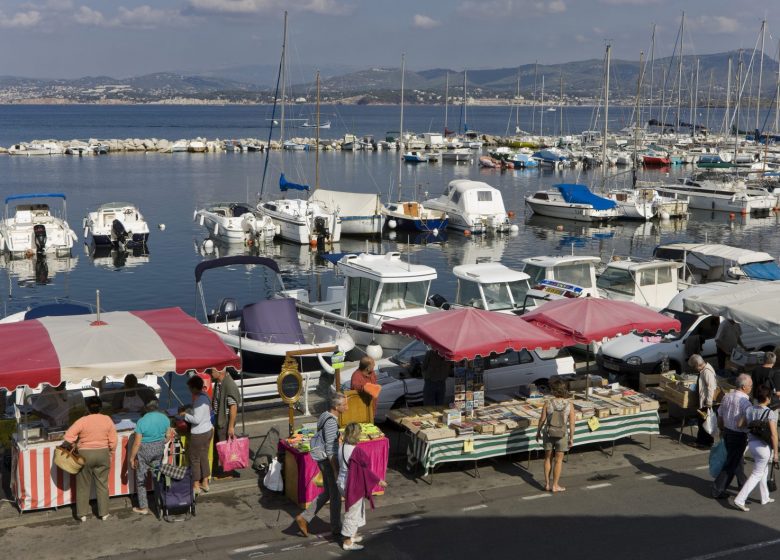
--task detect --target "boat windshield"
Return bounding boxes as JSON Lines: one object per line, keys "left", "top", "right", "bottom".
{"left": 597, "top": 267, "right": 635, "bottom": 296}
{"left": 481, "top": 282, "right": 515, "bottom": 311}
{"left": 522, "top": 264, "right": 546, "bottom": 286}
{"left": 554, "top": 263, "right": 594, "bottom": 289}
{"left": 507, "top": 280, "right": 531, "bottom": 307}
{"left": 456, "top": 280, "right": 484, "bottom": 308}
{"left": 375, "top": 281, "right": 429, "bottom": 313}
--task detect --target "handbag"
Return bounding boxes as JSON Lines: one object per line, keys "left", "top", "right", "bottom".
{"left": 54, "top": 445, "right": 85, "bottom": 475}
{"left": 262, "top": 457, "right": 283, "bottom": 492}
{"left": 159, "top": 440, "right": 187, "bottom": 481}
{"left": 769, "top": 463, "right": 778, "bottom": 493}
{"left": 216, "top": 435, "right": 250, "bottom": 472}
{"left": 703, "top": 408, "right": 719, "bottom": 437}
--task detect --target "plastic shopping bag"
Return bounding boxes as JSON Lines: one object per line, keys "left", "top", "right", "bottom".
{"left": 216, "top": 436, "right": 250, "bottom": 472}
{"left": 263, "top": 457, "right": 284, "bottom": 492}
{"left": 703, "top": 409, "right": 718, "bottom": 437}
{"left": 709, "top": 440, "right": 727, "bottom": 479}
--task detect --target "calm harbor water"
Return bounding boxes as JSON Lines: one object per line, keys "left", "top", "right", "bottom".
{"left": 1, "top": 104, "right": 778, "bottom": 324}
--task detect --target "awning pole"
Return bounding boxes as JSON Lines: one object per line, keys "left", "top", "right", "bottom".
{"left": 239, "top": 333, "right": 245, "bottom": 434}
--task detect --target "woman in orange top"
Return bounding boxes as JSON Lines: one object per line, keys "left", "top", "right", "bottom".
{"left": 64, "top": 396, "right": 117, "bottom": 522}
{"left": 350, "top": 357, "right": 379, "bottom": 416}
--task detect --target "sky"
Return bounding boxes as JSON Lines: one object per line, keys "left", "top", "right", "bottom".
{"left": 0, "top": 0, "right": 777, "bottom": 79}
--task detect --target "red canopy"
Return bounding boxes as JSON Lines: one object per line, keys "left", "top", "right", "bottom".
{"left": 521, "top": 298, "right": 681, "bottom": 346}
{"left": 0, "top": 307, "right": 241, "bottom": 391}
{"left": 381, "top": 307, "right": 567, "bottom": 361}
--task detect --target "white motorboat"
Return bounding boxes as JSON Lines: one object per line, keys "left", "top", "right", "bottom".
{"left": 8, "top": 142, "right": 62, "bottom": 156}
{"left": 596, "top": 259, "right": 683, "bottom": 309}
{"left": 605, "top": 188, "right": 657, "bottom": 220}
{"left": 647, "top": 172, "right": 776, "bottom": 214}
{"left": 525, "top": 184, "right": 619, "bottom": 223}
{"left": 441, "top": 149, "right": 471, "bottom": 163}
{"left": 195, "top": 256, "right": 355, "bottom": 374}
{"left": 293, "top": 252, "right": 440, "bottom": 356}
{"left": 403, "top": 151, "right": 428, "bottom": 163}
{"left": 194, "top": 202, "right": 276, "bottom": 245}
{"left": 257, "top": 196, "right": 341, "bottom": 245}
{"left": 521, "top": 255, "right": 602, "bottom": 298}
{"left": 653, "top": 243, "right": 780, "bottom": 287}
{"left": 309, "top": 189, "right": 383, "bottom": 237}
{"left": 382, "top": 201, "right": 448, "bottom": 233}
{"left": 0, "top": 193, "right": 77, "bottom": 258}
{"left": 83, "top": 202, "right": 150, "bottom": 249}
{"left": 424, "top": 179, "right": 514, "bottom": 234}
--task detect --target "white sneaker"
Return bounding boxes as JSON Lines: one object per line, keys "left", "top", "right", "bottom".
{"left": 732, "top": 499, "right": 750, "bottom": 512}
{"left": 79, "top": 516, "right": 87, "bottom": 523}
{"left": 99, "top": 514, "right": 110, "bottom": 521}
{"left": 762, "top": 498, "right": 776, "bottom": 505}
{"left": 343, "top": 542, "right": 364, "bottom": 551}
{"left": 352, "top": 535, "right": 363, "bottom": 543}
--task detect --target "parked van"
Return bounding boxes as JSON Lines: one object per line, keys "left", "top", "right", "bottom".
{"left": 597, "top": 282, "right": 779, "bottom": 377}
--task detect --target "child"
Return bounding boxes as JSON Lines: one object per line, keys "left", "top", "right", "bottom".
{"left": 337, "top": 423, "right": 388, "bottom": 551}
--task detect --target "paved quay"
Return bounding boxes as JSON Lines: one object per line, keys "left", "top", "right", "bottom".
{"left": 2, "top": 413, "right": 754, "bottom": 560}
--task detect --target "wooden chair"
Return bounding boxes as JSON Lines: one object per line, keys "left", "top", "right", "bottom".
{"left": 339, "top": 390, "right": 373, "bottom": 427}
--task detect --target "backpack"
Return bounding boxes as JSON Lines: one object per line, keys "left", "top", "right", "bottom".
{"left": 545, "top": 400, "right": 569, "bottom": 439}
{"left": 747, "top": 407, "right": 773, "bottom": 446}
{"left": 309, "top": 414, "right": 338, "bottom": 462}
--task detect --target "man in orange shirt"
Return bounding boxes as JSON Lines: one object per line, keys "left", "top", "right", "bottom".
{"left": 350, "top": 357, "right": 379, "bottom": 415}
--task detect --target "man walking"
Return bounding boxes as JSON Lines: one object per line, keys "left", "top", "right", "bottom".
{"left": 752, "top": 351, "right": 779, "bottom": 401}
{"left": 296, "top": 393, "right": 348, "bottom": 539}
{"left": 689, "top": 354, "right": 717, "bottom": 448}
{"left": 713, "top": 374, "right": 753, "bottom": 499}
{"left": 210, "top": 368, "right": 240, "bottom": 478}
{"left": 715, "top": 319, "right": 743, "bottom": 373}
{"left": 422, "top": 349, "right": 450, "bottom": 406}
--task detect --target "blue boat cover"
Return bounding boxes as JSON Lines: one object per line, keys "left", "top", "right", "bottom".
{"left": 742, "top": 262, "right": 780, "bottom": 281}
{"left": 5, "top": 193, "right": 67, "bottom": 204}
{"left": 24, "top": 302, "right": 91, "bottom": 320}
{"left": 555, "top": 184, "right": 617, "bottom": 210}
{"left": 240, "top": 299, "right": 305, "bottom": 344}
{"left": 279, "top": 173, "right": 309, "bottom": 192}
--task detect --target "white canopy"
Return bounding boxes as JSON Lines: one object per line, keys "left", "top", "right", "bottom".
{"left": 661, "top": 243, "right": 774, "bottom": 265}
{"left": 682, "top": 282, "right": 780, "bottom": 338}
{"left": 309, "top": 188, "right": 381, "bottom": 218}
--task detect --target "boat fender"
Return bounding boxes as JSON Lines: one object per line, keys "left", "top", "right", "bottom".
{"left": 193, "top": 210, "right": 198, "bottom": 221}
{"left": 199, "top": 214, "right": 205, "bottom": 226}
{"left": 202, "top": 239, "right": 214, "bottom": 252}
{"left": 213, "top": 223, "right": 219, "bottom": 235}
{"left": 509, "top": 224, "right": 519, "bottom": 233}
{"left": 366, "top": 342, "right": 383, "bottom": 361}
{"left": 387, "top": 219, "right": 397, "bottom": 229}
{"left": 317, "top": 353, "right": 335, "bottom": 375}
{"left": 158, "top": 223, "right": 166, "bottom": 230}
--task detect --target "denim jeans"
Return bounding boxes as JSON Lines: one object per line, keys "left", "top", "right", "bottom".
{"left": 301, "top": 458, "right": 341, "bottom": 534}
{"left": 713, "top": 428, "right": 748, "bottom": 496}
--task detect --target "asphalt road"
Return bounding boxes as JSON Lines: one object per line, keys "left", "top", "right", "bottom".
{"left": 108, "top": 452, "right": 780, "bottom": 560}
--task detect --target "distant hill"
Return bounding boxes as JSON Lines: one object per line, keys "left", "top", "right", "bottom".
{"left": 0, "top": 51, "right": 776, "bottom": 103}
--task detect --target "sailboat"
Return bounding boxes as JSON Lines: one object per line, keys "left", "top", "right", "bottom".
{"left": 255, "top": 12, "right": 341, "bottom": 245}
{"left": 382, "top": 54, "right": 448, "bottom": 233}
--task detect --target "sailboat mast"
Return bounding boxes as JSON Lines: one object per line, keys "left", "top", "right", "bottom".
{"left": 603, "top": 43, "right": 611, "bottom": 179}
{"left": 706, "top": 69, "right": 713, "bottom": 133}
{"left": 315, "top": 71, "right": 320, "bottom": 191}
{"left": 444, "top": 71, "right": 449, "bottom": 134}
{"left": 692, "top": 59, "right": 699, "bottom": 138}
{"left": 676, "top": 11, "right": 685, "bottom": 135}
{"left": 734, "top": 51, "right": 743, "bottom": 165}
{"left": 515, "top": 71, "right": 521, "bottom": 131}
{"left": 532, "top": 61, "right": 538, "bottom": 135}
{"left": 397, "top": 53, "right": 405, "bottom": 203}
{"left": 559, "top": 71, "right": 563, "bottom": 135}
{"left": 756, "top": 19, "right": 766, "bottom": 131}
{"left": 540, "top": 75, "right": 545, "bottom": 136}
{"left": 649, "top": 23, "right": 656, "bottom": 125}
{"left": 775, "top": 40, "right": 780, "bottom": 134}
{"left": 463, "top": 70, "right": 468, "bottom": 132}
{"left": 279, "top": 11, "right": 288, "bottom": 147}
{"left": 723, "top": 58, "right": 732, "bottom": 135}
{"left": 634, "top": 50, "right": 645, "bottom": 187}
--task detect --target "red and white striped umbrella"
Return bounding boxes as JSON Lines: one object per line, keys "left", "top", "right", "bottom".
{"left": 0, "top": 307, "right": 241, "bottom": 390}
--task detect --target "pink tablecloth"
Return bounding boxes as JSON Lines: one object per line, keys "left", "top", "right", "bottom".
{"left": 279, "top": 437, "right": 389, "bottom": 505}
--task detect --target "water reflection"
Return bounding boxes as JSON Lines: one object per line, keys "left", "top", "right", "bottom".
{"left": 88, "top": 245, "right": 150, "bottom": 270}
{"left": 0, "top": 253, "right": 78, "bottom": 286}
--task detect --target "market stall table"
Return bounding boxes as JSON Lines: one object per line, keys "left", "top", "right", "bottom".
{"left": 279, "top": 436, "right": 389, "bottom": 508}
{"left": 403, "top": 410, "right": 660, "bottom": 478}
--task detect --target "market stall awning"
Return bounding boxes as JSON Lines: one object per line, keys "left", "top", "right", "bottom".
{"left": 521, "top": 298, "right": 681, "bottom": 346}
{"left": 0, "top": 307, "right": 241, "bottom": 391}
{"left": 381, "top": 307, "right": 567, "bottom": 361}
{"left": 683, "top": 282, "right": 780, "bottom": 338}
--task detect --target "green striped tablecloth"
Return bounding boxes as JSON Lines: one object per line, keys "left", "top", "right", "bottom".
{"left": 410, "top": 411, "right": 660, "bottom": 475}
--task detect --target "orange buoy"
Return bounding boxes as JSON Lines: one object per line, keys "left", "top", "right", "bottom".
{"left": 309, "top": 238, "right": 318, "bottom": 248}
{"left": 729, "top": 213, "right": 735, "bottom": 220}
{"left": 507, "top": 211, "right": 516, "bottom": 219}
{"left": 464, "top": 229, "right": 472, "bottom": 237}
{"left": 741, "top": 209, "right": 748, "bottom": 215}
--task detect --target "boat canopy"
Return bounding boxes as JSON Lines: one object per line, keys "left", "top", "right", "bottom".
{"left": 194, "top": 256, "right": 281, "bottom": 284}
{"left": 23, "top": 302, "right": 92, "bottom": 320}
{"left": 5, "top": 193, "right": 67, "bottom": 204}
{"left": 741, "top": 262, "right": 780, "bottom": 281}
{"left": 279, "top": 173, "right": 309, "bottom": 192}
{"left": 309, "top": 188, "right": 380, "bottom": 219}
{"left": 555, "top": 184, "right": 617, "bottom": 210}
{"left": 240, "top": 299, "right": 304, "bottom": 344}
{"left": 654, "top": 243, "right": 774, "bottom": 265}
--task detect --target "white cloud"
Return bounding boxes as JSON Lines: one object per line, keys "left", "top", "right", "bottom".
{"left": 458, "top": 0, "right": 564, "bottom": 18}
{"left": 691, "top": 15, "right": 739, "bottom": 34}
{"left": 74, "top": 5, "right": 105, "bottom": 25}
{"left": 73, "top": 5, "right": 187, "bottom": 28}
{"left": 412, "top": 14, "right": 440, "bottom": 29}
{"left": 0, "top": 9, "right": 41, "bottom": 28}
{"left": 186, "top": 0, "right": 350, "bottom": 16}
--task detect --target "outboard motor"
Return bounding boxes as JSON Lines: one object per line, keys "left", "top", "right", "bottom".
{"left": 111, "top": 219, "right": 128, "bottom": 250}
{"left": 33, "top": 224, "right": 47, "bottom": 255}
{"left": 313, "top": 216, "right": 329, "bottom": 253}
{"left": 427, "top": 293, "right": 450, "bottom": 310}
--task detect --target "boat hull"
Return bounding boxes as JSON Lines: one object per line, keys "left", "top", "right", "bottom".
{"left": 654, "top": 187, "right": 775, "bottom": 214}
{"left": 525, "top": 199, "right": 618, "bottom": 222}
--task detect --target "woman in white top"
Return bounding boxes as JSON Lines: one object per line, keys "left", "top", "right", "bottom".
{"left": 180, "top": 375, "right": 213, "bottom": 495}
{"left": 733, "top": 384, "right": 779, "bottom": 511}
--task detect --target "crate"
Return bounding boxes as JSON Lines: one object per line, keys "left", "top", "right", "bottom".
{"left": 639, "top": 372, "right": 663, "bottom": 392}
{"left": 652, "top": 384, "right": 697, "bottom": 410}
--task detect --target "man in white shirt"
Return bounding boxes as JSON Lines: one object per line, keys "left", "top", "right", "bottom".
{"left": 712, "top": 374, "right": 752, "bottom": 499}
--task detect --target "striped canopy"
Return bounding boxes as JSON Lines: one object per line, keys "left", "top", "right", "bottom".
{"left": 0, "top": 307, "right": 241, "bottom": 391}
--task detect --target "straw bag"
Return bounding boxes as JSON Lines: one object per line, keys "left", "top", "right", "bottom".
{"left": 54, "top": 445, "right": 85, "bottom": 475}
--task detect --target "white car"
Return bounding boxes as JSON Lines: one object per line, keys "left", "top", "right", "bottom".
{"left": 345, "top": 340, "right": 576, "bottom": 422}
